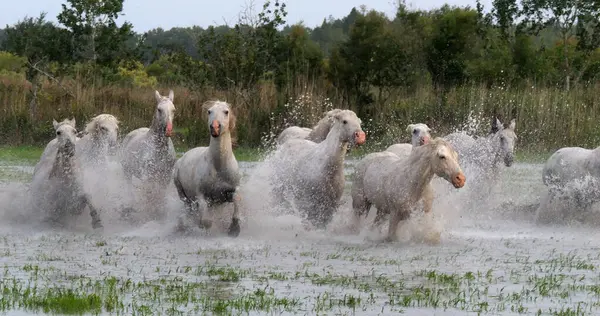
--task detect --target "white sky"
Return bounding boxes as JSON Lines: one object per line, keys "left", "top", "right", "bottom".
{"left": 1, "top": 0, "right": 492, "bottom": 33}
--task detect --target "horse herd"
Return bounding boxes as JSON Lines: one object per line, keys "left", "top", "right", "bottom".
{"left": 23, "top": 89, "right": 599, "bottom": 241}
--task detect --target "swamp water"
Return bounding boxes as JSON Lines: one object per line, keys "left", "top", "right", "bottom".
{"left": 0, "top": 159, "right": 599, "bottom": 315}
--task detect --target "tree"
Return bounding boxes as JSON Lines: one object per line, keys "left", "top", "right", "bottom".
{"left": 329, "top": 9, "right": 416, "bottom": 117}
{"left": 2, "top": 13, "right": 72, "bottom": 118}
{"left": 520, "top": 0, "right": 600, "bottom": 89}
{"left": 57, "top": 0, "right": 135, "bottom": 69}
{"left": 492, "top": 0, "right": 519, "bottom": 41}
{"left": 0, "top": 29, "right": 6, "bottom": 47}
{"left": 426, "top": 6, "right": 480, "bottom": 87}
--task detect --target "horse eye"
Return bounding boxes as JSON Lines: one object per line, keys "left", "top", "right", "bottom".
{"left": 439, "top": 155, "right": 446, "bottom": 160}
{"left": 208, "top": 110, "right": 212, "bottom": 115}
{"left": 224, "top": 110, "right": 229, "bottom": 115}
{"left": 56, "top": 131, "right": 61, "bottom": 135}
{"left": 343, "top": 120, "right": 348, "bottom": 124}
{"left": 413, "top": 129, "right": 418, "bottom": 134}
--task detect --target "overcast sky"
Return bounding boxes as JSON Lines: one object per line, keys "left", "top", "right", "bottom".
{"left": 1, "top": 0, "right": 491, "bottom": 33}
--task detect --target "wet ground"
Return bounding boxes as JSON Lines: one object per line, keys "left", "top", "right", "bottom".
{"left": 1, "top": 159, "right": 600, "bottom": 315}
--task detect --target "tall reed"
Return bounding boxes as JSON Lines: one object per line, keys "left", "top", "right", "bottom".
{"left": 1, "top": 72, "right": 598, "bottom": 153}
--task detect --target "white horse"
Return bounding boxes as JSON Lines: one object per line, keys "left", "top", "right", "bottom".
{"left": 350, "top": 123, "right": 434, "bottom": 226}
{"left": 351, "top": 138, "right": 466, "bottom": 242}
{"left": 270, "top": 109, "right": 366, "bottom": 228}
{"left": 30, "top": 119, "right": 103, "bottom": 229}
{"left": 276, "top": 109, "right": 343, "bottom": 145}
{"left": 34, "top": 118, "right": 80, "bottom": 175}
{"left": 119, "top": 90, "right": 177, "bottom": 219}
{"left": 444, "top": 118, "right": 517, "bottom": 171}
{"left": 536, "top": 145, "right": 600, "bottom": 223}
{"left": 386, "top": 123, "right": 432, "bottom": 158}
{"left": 442, "top": 118, "right": 517, "bottom": 202}
{"left": 35, "top": 115, "right": 119, "bottom": 172}
{"left": 76, "top": 114, "right": 120, "bottom": 168}
{"left": 174, "top": 101, "right": 241, "bottom": 236}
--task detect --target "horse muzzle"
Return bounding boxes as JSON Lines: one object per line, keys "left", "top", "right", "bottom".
{"left": 165, "top": 121, "right": 173, "bottom": 137}
{"left": 210, "top": 120, "right": 221, "bottom": 138}
{"left": 452, "top": 172, "right": 466, "bottom": 188}
{"left": 420, "top": 135, "right": 430, "bottom": 146}
{"left": 354, "top": 130, "right": 366, "bottom": 146}
{"left": 504, "top": 154, "right": 514, "bottom": 167}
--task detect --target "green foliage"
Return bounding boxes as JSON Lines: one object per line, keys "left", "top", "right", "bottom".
{"left": 329, "top": 9, "right": 416, "bottom": 112}
{"left": 57, "top": 0, "right": 136, "bottom": 69}
{"left": 1, "top": 13, "right": 72, "bottom": 68}
{"left": 1, "top": 0, "right": 600, "bottom": 149}
{"left": 117, "top": 60, "right": 157, "bottom": 88}
{"left": 0, "top": 51, "right": 26, "bottom": 73}
{"left": 426, "top": 6, "right": 481, "bottom": 86}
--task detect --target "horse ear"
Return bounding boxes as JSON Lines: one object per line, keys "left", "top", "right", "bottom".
{"left": 155, "top": 90, "right": 162, "bottom": 103}
{"left": 52, "top": 119, "right": 59, "bottom": 130}
{"left": 168, "top": 90, "right": 174, "bottom": 102}
{"left": 69, "top": 118, "right": 76, "bottom": 128}
{"left": 495, "top": 117, "right": 502, "bottom": 128}
{"left": 406, "top": 124, "right": 415, "bottom": 133}
{"left": 508, "top": 119, "right": 516, "bottom": 130}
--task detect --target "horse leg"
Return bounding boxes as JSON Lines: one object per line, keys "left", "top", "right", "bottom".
{"left": 373, "top": 208, "right": 389, "bottom": 228}
{"left": 118, "top": 168, "right": 138, "bottom": 221}
{"left": 422, "top": 184, "right": 434, "bottom": 217}
{"left": 228, "top": 190, "right": 241, "bottom": 237}
{"left": 385, "top": 207, "right": 410, "bottom": 242}
{"left": 351, "top": 184, "right": 372, "bottom": 233}
{"left": 79, "top": 195, "right": 103, "bottom": 230}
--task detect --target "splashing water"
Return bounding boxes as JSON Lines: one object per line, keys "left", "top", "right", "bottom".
{"left": 3, "top": 93, "right": 600, "bottom": 314}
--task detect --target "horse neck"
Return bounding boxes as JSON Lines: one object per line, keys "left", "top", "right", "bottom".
{"left": 148, "top": 123, "right": 168, "bottom": 147}
{"left": 149, "top": 112, "right": 166, "bottom": 138}
{"left": 403, "top": 148, "right": 435, "bottom": 199}
{"left": 208, "top": 131, "right": 234, "bottom": 170}
{"left": 319, "top": 126, "right": 348, "bottom": 171}
{"left": 51, "top": 145, "right": 76, "bottom": 179}
{"left": 486, "top": 133, "right": 504, "bottom": 165}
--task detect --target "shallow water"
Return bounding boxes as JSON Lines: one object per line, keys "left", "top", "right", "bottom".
{"left": 1, "top": 159, "right": 600, "bottom": 315}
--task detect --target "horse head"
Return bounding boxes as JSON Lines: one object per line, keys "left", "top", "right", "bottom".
{"left": 153, "top": 90, "right": 176, "bottom": 137}
{"left": 53, "top": 118, "right": 78, "bottom": 156}
{"left": 493, "top": 118, "right": 517, "bottom": 167}
{"left": 205, "top": 100, "right": 236, "bottom": 138}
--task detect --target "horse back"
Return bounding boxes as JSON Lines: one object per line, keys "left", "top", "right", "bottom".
{"left": 543, "top": 147, "right": 594, "bottom": 186}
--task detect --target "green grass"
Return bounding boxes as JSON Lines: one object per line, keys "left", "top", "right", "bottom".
{"left": 0, "top": 146, "right": 44, "bottom": 165}
{"left": 0, "top": 145, "right": 265, "bottom": 165}
{"left": 2, "top": 249, "right": 600, "bottom": 315}
{"left": 0, "top": 145, "right": 554, "bottom": 167}
{"left": 0, "top": 167, "right": 33, "bottom": 182}
{"left": 515, "top": 149, "right": 554, "bottom": 164}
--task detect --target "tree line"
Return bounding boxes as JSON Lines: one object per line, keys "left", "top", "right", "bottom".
{"left": 0, "top": 0, "right": 599, "bottom": 150}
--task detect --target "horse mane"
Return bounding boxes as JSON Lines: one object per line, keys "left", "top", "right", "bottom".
{"left": 413, "top": 137, "right": 452, "bottom": 156}
{"left": 84, "top": 114, "right": 119, "bottom": 134}
{"left": 427, "top": 137, "right": 448, "bottom": 147}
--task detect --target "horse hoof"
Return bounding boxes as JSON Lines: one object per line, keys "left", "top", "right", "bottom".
{"left": 228, "top": 218, "right": 240, "bottom": 237}
{"left": 92, "top": 221, "right": 103, "bottom": 230}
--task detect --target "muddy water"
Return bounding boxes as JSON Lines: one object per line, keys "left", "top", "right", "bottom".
{"left": 1, "top": 160, "right": 600, "bottom": 315}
